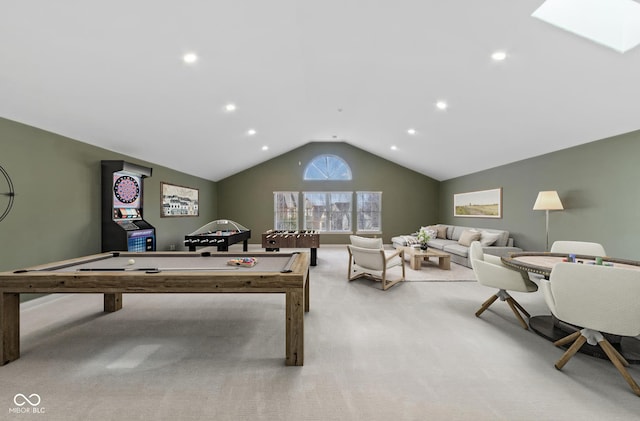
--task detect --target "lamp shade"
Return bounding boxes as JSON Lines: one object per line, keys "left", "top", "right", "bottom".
{"left": 533, "top": 191, "right": 564, "bottom": 210}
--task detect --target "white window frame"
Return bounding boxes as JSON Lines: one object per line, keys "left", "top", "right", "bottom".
{"left": 356, "top": 191, "right": 382, "bottom": 234}
{"left": 273, "top": 191, "right": 299, "bottom": 231}
{"left": 303, "top": 154, "right": 352, "bottom": 180}
{"left": 303, "top": 191, "right": 353, "bottom": 233}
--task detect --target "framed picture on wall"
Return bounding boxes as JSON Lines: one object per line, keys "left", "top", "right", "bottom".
{"left": 454, "top": 188, "right": 502, "bottom": 218}
{"left": 161, "top": 182, "right": 199, "bottom": 217}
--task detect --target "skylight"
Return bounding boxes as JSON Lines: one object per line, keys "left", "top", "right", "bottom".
{"left": 532, "top": 0, "right": 640, "bottom": 53}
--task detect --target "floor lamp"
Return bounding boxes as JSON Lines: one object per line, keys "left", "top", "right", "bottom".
{"left": 533, "top": 191, "right": 564, "bottom": 252}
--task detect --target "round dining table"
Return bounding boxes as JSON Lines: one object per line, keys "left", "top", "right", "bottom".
{"left": 501, "top": 252, "right": 640, "bottom": 363}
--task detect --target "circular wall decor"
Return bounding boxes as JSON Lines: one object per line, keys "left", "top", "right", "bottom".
{"left": 0, "top": 165, "right": 15, "bottom": 223}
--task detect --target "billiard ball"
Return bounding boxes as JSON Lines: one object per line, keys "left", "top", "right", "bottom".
{"left": 128, "top": 259, "right": 135, "bottom": 265}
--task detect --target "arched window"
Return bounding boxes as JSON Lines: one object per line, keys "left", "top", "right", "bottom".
{"left": 303, "top": 154, "right": 352, "bottom": 180}
{"left": 273, "top": 153, "right": 380, "bottom": 233}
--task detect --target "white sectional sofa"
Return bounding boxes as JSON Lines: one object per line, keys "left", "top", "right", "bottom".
{"left": 391, "top": 224, "right": 522, "bottom": 268}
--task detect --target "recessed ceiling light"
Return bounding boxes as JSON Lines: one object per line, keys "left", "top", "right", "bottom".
{"left": 390, "top": 145, "right": 398, "bottom": 151}
{"left": 491, "top": 51, "right": 507, "bottom": 61}
{"left": 261, "top": 145, "right": 268, "bottom": 151}
{"left": 532, "top": 0, "right": 640, "bottom": 53}
{"left": 225, "top": 103, "right": 236, "bottom": 112}
{"left": 436, "top": 101, "right": 448, "bottom": 110}
{"left": 247, "top": 129, "right": 257, "bottom": 136}
{"left": 183, "top": 53, "right": 198, "bottom": 64}
{"left": 407, "top": 128, "right": 417, "bottom": 135}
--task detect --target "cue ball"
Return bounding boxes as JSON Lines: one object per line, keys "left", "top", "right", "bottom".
{"left": 128, "top": 259, "right": 135, "bottom": 265}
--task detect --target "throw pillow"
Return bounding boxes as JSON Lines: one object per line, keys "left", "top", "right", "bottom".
{"left": 458, "top": 229, "right": 482, "bottom": 246}
{"left": 480, "top": 231, "right": 501, "bottom": 247}
{"left": 436, "top": 225, "right": 448, "bottom": 239}
{"left": 420, "top": 227, "right": 438, "bottom": 240}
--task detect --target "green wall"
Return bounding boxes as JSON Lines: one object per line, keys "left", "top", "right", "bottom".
{"left": 439, "top": 130, "right": 640, "bottom": 258}
{"left": 3, "top": 113, "right": 638, "bottom": 282}
{"left": 217, "top": 142, "right": 440, "bottom": 244}
{"left": 0, "top": 117, "right": 218, "bottom": 279}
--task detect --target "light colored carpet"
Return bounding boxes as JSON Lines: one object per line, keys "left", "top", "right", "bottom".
{"left": 2, "top": 245, "right": 639, "bottom": 420}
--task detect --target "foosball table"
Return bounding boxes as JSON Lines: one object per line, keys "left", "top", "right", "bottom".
{"left": 262, "top": 230, "right": 320, "bottom": 266}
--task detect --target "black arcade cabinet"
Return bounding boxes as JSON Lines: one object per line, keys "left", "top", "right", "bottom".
{"left": 101, "top": 160, "right": 156, "bottom": 252}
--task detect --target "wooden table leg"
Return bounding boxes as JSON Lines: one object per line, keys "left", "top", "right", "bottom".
{"left": 104, "top": 293, "right": 122, "bottom": 312}
{"left": 1, "top": 292, "right": 20, "bottom": 365}
{"left": 304, "top": 269, "right": 310, "bottom": 313}
{"left": 439, "top": 255, "right": 451, "bottom": 270}
{"left": 410, "top": 254, "right": 421, "bottom": 270}
{"left": 285, "top": 289, "right": 304, "bottom": 366}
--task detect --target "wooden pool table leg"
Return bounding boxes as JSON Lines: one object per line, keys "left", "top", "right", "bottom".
{"left": 285, "top": 289, "right": 304, "bottom": 366}
{"left": 1, "top": 292, "right": 20, "bottom": 365}
{"left": 305, "top": 269, "right": 310, "bottom": 313}
{"left": 104, "top": 293, "right": 122, "bottom": 312}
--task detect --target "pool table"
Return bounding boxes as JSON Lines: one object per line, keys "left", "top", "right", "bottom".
{"left": 0, "top": 251, "right": 310, "bottom": 366}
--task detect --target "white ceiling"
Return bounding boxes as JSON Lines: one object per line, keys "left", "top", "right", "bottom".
{"left": 2, "top": 1, "right": 639, "bottom": 182}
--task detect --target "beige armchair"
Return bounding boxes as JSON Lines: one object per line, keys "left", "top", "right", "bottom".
{"left": 347, "top": 235, "right": 405, "bottom": 290}
{"left": 550, "top": 241, "right": 606, "bottom": 256}
{"left": 541, "top": 262, "right": 640, "bottom": 396}
{"left": 469, "top": 241, "right": 538, "bottom": 329}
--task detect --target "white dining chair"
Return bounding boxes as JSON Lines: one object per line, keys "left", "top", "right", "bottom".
{"left": 541, "top": 262, "right": 640, "bottom": 396}
{"left": 550, "top": 241, "right": 606, "bottom": 256}
{"left": 469, "top": 241, "right": 538, "bottom": 329}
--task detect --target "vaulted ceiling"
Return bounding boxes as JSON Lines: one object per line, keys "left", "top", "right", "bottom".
{"left": 2, "top": 1, "right": 639, "bottom": 181}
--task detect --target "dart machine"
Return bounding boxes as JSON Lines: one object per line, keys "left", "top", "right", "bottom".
{"left": 101, "top": 160, "right": 156, "bottom": 252}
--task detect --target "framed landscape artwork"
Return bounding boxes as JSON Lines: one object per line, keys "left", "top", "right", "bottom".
{"left": 161, "top": 182, "right": 199, "bottom": 217}
{"left": 454, "top": 188, "right": 502, "bottom": 218}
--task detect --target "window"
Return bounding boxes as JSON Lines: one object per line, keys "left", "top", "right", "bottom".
{"left": 356, "top": 191, "right": 382, "bottom": 233}
{"left": 273, "top": 192, "right": 298, "bottom": 231}
{"left": 303, "top": 192, "right": 352, "bottom": 232}
{"left": 303, "top": 155, "right": 352, "bottom": 180}
{"left": 273, "top": 155, "right": 382, "bottom": 234}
